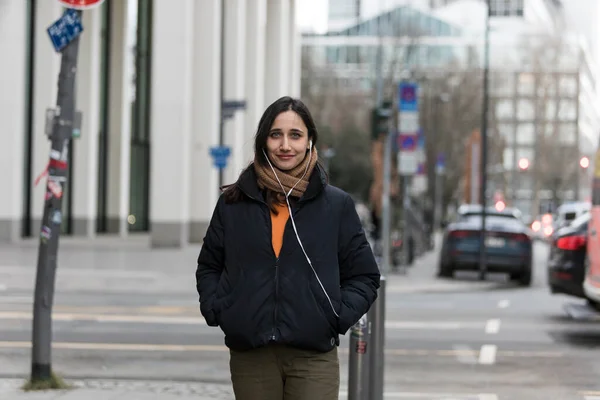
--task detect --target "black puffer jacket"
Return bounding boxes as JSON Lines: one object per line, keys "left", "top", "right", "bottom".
{"left": 196, "top": 165, "right": 380, "bottom": 352}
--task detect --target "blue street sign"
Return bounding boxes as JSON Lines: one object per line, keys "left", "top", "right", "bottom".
{"left": 221, "top": 100, "right": 247, "bottom": 121}
{"left": 210, "top": 146, "right": 231, "bottom": 169}
{"left": 47, "top": 9, "right": 84, "bottom": 53}
{"left": 398, "top": 82, "right": 418, "bottom": 112}
{"left": 398, "top": 134, "right": 417, "bottom": 151}
{"left": 222, "top": 100, "right": 247, "bottom": 110}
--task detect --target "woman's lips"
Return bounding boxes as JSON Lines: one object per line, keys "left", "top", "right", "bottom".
{"left": 277, "top": 155, "right": 294, "bottom": 160}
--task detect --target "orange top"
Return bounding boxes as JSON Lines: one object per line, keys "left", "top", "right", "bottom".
{"left": 271, "top": 203, "right": 290, "bottom": 258}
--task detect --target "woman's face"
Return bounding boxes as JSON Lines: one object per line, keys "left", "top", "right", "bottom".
{"left": 265, "top": 110, "right": 310, "bottom": 171}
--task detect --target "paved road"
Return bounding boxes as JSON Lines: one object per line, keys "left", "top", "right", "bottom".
{"left": 1, "top": 237, "right": 600, "bottom": 399}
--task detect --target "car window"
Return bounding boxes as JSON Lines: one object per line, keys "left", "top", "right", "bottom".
{"left": 570, "top": 212, "right": 590, "bottom": 229}
{"left": 564, "top": 212, "right": 578, "bottom": 221}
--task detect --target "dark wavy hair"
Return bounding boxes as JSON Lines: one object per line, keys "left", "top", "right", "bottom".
{"left": 222, "top": 96, "right": 321, "bottom": 211}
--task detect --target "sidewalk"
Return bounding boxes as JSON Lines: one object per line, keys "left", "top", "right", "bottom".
{"left": 1, "top": 378, "right": 234, "bottom": 400}
{"left": 0, "top": 233, "right": 503, "bottom": 297}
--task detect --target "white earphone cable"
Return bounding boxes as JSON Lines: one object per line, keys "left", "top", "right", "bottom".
{"left": 262, "top": 143, "right": 340, "bottom": 318}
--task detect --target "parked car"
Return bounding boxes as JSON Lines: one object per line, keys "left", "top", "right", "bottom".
{"left": 438, "top": 207, "right": 533, "bottom": 286}
{"left": 554, "top": 202, "right": 590, "bottom": 231}
{"left": 548, "top": 212, "right": 590, "bottom": 299}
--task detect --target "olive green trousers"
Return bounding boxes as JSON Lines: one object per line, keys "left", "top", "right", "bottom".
{"left": 229, "top": 343, "right": 339, "bottom": 400}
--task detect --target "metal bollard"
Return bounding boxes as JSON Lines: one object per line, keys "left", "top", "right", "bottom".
{"left": 347, "top": 313, "right": 370, "bottom": 400}
{"left": 368, "top": 276, "right": 386, "bottom": 400}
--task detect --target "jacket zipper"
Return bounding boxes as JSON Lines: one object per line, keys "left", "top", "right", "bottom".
{"left": 271, "top": 256, "right": 279, "bottom": 341}
{"left": 238, "top": 188, "right": 291, "bottom": 343}
{"left": 271, "top": 212, "right": 293, "bottom": 342}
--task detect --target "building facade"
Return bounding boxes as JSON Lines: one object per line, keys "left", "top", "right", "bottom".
{"left": 304, "top": 5, "right": 470, "bottom": 93}
{"left": 0, "top": 0, "right": 302, "bottom": 246}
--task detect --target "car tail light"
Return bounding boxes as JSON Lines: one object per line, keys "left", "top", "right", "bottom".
{"left": 556, "top": 235, "right": 586, "bottom": 250}
{"left": 449, "top": 230, "right": 473, "bottom": 238}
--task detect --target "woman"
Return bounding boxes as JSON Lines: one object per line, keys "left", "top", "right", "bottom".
{"left": 196, "top": 96, "right": 380, "bottom": 400}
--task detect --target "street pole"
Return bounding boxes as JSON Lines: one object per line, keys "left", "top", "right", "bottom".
{"left": 347, "top": 313, "right": 370, "bottom": 400}
{"left": 218, "top": 0, "right": 225, "bottom": 189}
{"left": 368, "top": 2, "right": 387, "bottom": 397}
{"left": 434, "top": 165, "right": 443, "bottom": 231}
{"left": 31, "top": 9, "right": 82, "bottom": 382}
{"left": 478, "top": 0, "right": 491, "bottom": 280}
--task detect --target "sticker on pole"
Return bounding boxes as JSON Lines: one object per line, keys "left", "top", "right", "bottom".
{"left": 57, "top": 0, "right": 106, "bottom": 9}
{"left": 47, "top": 9, "right": 84, "bottom": 53}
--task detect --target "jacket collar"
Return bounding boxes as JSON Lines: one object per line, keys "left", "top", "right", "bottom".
{"left": 237, "top": 163, "right": 327, "bottom": 204}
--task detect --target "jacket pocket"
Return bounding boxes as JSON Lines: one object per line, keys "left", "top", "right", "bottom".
{"left": 308, "top": 281, "right": 340, "bottom": 334}
{"left": 213, "top": 270, "right": 245, "bottom": 324}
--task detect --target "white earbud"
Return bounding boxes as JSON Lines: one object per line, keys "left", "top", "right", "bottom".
{"left": 309, "top": 139, "right": 313, "bottom": 149}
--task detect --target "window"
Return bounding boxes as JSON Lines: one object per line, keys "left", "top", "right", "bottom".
{"left": 559, "top": 75, "right": 578, "bottom": 96}
{"left": 490, "top": 0, "right": 524, "bottom": 17}
{"left": 518, "top": 73, "right": 535, "bottom": 96}
{"left": 517, "top": 99, "right": 534, "bottom": 120}
{"left": 328, "top": 0, "right": 359, "bottom": 19}
{"left": 497, "top": 123, "right": 514, "bottom": 144}
{"left": 496, "top": 99, "right": 513, "bottom": 119}
{"left": 558, "top": 100, "right": 577, "bottom": 121}
{"left": 516, "top": 123, "right": 535, "bottom": 145}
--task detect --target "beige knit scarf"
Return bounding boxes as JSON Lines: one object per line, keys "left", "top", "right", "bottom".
{"left": 254, "top": 147, "right": 318, "bottom": 198}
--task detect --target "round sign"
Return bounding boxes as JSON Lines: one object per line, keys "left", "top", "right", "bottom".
{"left": 57, "top": 0, "right": 106, "bottom": 10}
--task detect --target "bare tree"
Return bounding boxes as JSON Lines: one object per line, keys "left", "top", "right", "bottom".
{"left": 520, "top": 34, "right": 582, "bottom": 213}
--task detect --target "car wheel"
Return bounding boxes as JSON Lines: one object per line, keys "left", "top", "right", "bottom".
{"left": 518, "top": 265, "right": 532, "bottom": 287}
{"left": 437, "top": 261, "right": 453, "bottom": 278}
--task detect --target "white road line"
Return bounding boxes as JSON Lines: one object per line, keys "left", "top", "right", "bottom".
{"left": 0, "top": 311, "right": 482, "bottom": 330}
{"left": 497, "top": 299, "right": 510, "bottom": 308}
{"left": 478, "top": 344, "right": 497, "bottom": 365}
{"left": 452, "top": 344, "right": 478, "bottom": 364}
{"left": 478, "top": 395, "right": 499, "bottom": 400}
{"left": 485, "top": 319, "right": 501, "bottom": 334}
{"left": 338, "top": 392, "right": 498, "bottom": 399}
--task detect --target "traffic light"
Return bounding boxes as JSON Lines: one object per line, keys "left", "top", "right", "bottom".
{"left": 371, "top": 100, "right": 393, "bottom": 139}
